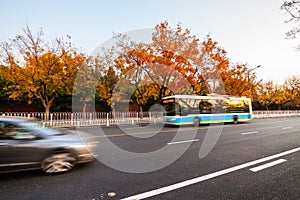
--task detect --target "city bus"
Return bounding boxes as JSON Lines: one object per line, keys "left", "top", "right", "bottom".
{"left": 162, "top": 94, "right": 252, "bottom": 126}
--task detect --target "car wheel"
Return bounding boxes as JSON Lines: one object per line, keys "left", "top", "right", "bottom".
{"left": 41, "top": 152, "right": 76, "bottom": 174}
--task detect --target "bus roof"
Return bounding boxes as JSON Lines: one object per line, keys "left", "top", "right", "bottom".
{"left": 162, "top": 94, "right": 250, "bottom": 101}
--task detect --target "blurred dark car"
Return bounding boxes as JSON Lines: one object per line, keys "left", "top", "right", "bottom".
{"left": 0, "top": 117, "right": 96, "bottom": 174}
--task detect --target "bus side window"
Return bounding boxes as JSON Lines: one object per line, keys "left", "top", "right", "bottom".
{"left": 175, "top": 103, "right": 181, "bottom": 116}
{"left": 215, "top": 100, "right": 227, "bottom": 113}
{"left": 243, "top": 101, "right": 250, "bottom": 112}
{"left": 199, "top": 100, "right": 212, "bottom": 114}
{"left": 227, "top": 100, "right": 249, "bottom": 113}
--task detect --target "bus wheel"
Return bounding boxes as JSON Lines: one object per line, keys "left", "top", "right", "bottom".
{"left": 233, "top": 115, "right": 238, "bottom": 124}
{"left": 194, "top": 117, "right": 200, "bottom": 127}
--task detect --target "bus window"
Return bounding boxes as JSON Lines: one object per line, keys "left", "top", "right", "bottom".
{"left": 199, "top": 100, "right": 212, "bottom": 114}
{"left": 177, "top": 99, "right": 190, "bottom": 116}
{"left": 163, "top": 98, "right": 181, "bottom": 116}
{"left": 164, "top": 102, "right": 176, "bottom": 116}
{"left": 213, "top": 100, "right": 227, "bottom": 114}
{"left": 227, "top": 100, "right": 249, "bottom": 113}
{"left": 243, "top": 100, "right": 250, "bottom": 112}
{"left": 190, "top": 99, "right": 201, "bottom": 114}
{"left": 176, "top": 103, "right": 181, "bottom": 116}
{"left": 177, "top": 99, "right": 201, "bottom": 116}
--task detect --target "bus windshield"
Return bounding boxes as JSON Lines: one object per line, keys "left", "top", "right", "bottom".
{"left": 163, "top": 98, "right": 178, "bottom": 116}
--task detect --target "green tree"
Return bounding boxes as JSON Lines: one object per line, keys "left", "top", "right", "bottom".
{"left": 98, "top": 66, "right": 119, "bottom": 104}
{"left": 72, "top": 56, "right": 106, "bottom": 112}
{"left": 0, "top": 72, "right": 12, "bottom": 99}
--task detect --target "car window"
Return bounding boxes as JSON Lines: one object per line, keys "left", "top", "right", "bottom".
{"left": 0, "top": 122, "right": 36, "bottom": 140}
{"left": 0, "top": 120, "right": 64, "bottom": 140}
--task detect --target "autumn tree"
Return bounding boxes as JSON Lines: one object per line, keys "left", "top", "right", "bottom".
{"left": 96, "top": 66, "right": 119, "bottom": 109}
{"left": 0, "top": 72, "right": 13, "bottom": 100}
{"left": 111, "top": 21, "right": 264, "bottom": 112}
{"left": 256, "top": 75, "right": 300, "bottom": 110}
{"left": 222, "top": 63, "right": 260, "bottom": 99}
{"left": 281, "top": 1, "right": 300, "bottom": 39}
{"left": 193, "top": 36, "right": 230, "bottom": 95}
{"left": 113, "top": 22, "right": 205, "bottom": 112}
{"left": 282, "top": 75, "right": 300, "bottom": 108}
{"left": 257, "top": 80, "right": 291, "bottom": 110}
{"left": 150, "top": 22, "right": 201, "bottom": 97}
{"left": 72, "top": 56, "right": 106, "bottom": 112}
{"left": 257, "top": 81, "right": 279, "bottom": 110}
{"left": 0, "top": 26, "right": 85, "bottom": 113}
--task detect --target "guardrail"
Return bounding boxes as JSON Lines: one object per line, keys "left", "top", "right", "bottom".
{"left": 1, "top": 110, "right": 300, "bottom": 127}
{"left": 0, "top": 112, "right": 164, "bottom": 127}
{"left": 252, "top": 110, "right": 300, "bottom": 118}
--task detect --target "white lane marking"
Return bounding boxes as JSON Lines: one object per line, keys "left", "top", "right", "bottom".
{"left": 281, "top": 126, "right": 293, "bottom": 130}
{"left": 167, "top": 139, "right": 199, "bottom": 145}
{"left": 249, "top": 159, "right": 287, "bottom": 172}
{"left": 120, "top": 147, "right": 300, "bottom": 200}
{"left": 241, "top": 131, "right": 258, "bottom": 135}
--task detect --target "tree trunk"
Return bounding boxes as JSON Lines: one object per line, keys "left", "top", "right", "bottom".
{"left": 139, "top": 104, "right": 143, "bottom": 119}
{"left": 44, "top": 104, "right": 51, "bottom": 120}
{"left": 37, "top": 94, "right": 55, "bottom": 120}
{"left": 45, "top": 104, "right": 51, "bottom": 114}
{"left": 266, "top": 105, "right": 269, "bottom": 111}
{"left": 83, "top": 102, "right": 87, "bottom": 113}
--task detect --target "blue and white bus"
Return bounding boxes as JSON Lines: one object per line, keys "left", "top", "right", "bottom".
{"left": 162, "top": 95, "right": 252, "bottom": 126}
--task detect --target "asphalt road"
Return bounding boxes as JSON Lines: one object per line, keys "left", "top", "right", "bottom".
{"left": 1, "top": 117, "right": 300, "bottom": 200}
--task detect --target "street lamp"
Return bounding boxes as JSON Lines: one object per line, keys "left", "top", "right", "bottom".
{"left": 247, "top": 65, "right": 261, "bottom": 81}
{"left": 248, "top": 65, "right": 261, "bottom": 73}
{"left": 247, "top": 65, "right": 261, "bottom": 100}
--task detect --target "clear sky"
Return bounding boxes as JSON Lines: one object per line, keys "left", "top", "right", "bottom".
{"left": 1, "top": 0, "right": 299, "bottom": 83}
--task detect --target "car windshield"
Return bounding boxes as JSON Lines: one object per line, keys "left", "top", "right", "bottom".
{"left": 19, "top": 121, "right": 66, "bottom": 136}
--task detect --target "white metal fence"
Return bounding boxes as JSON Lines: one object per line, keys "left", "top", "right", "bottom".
{"left": 252, "top": 110, "right": 300, "bottom": 118}
{"left": 1, "top": 110, "right": 300, "bottom": 127}
{"left": 0, "top": 112, "right": 164, "bottom": 127}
